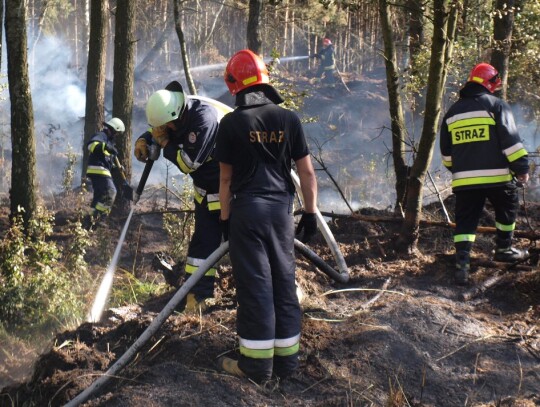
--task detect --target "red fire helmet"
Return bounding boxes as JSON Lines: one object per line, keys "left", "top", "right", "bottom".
{"left": 224, "top": 49, "right": 270, "bottom": 95}
{"left": 323, "top": 38, "right": 332, "bottom": 46}
{"left": 467, "top": 63, "right": 501, "bottom": 93}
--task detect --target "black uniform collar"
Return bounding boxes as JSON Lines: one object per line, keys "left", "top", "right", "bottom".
{"left": 235, "top": 84, "right": 284, "bottom": 107}
{"left": 460, "top": 82, "right": 491, "bottom": 98}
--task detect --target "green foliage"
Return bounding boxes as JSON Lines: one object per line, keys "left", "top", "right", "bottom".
{"left": 163, "top": 174, "right": 195, "bottom": 263}
{"left": 0, "top": 207, "right": 91, "bottom": 337}
{"left": 110, "top": 270, "right": 166, "bottom": 307}
{"left": 62, "top": 146, "right": 78, "bottom": 194}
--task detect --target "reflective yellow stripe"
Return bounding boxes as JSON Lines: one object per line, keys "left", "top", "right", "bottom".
{"left": 239, "top": 345, "right": 274, "bottom": 359}
{"left": 324, "top": 65, "right": 335, "bottom": 70}
{"left": 447, "top": 117, "right": 495, "bottom": 131}
{"left": 274, "top": 334, "right": 300, "bottom": 356}
{"left": 88, "top": 141, "right": 100, "bottom": 153}
{"left": 185, "top": 264, "right": 216, "bottom": 277}
{"left": 454, "top": 234, "right": 476, "bottom": 243}
{"left": 194, "top": 189, "right": 204, "bottom": 204}
{"left": 452, "top": 174, "right": 512, "bottom": 188}
{"left": 242, "top": 75, "right": 259, "bottom": 86}
{"left": 95, "top": 203, "right": 111, "bottom": 213}
{"left": 274, "top": 342, "right": 299, "bottom": 357}
{"left": 176, "top": 150, "right": 194, "bottom": 174}
{"left": 86, "top": 166, "right": 112, "bottom": 177}
{"left": 507, "top": 148, "right": 527, "bottom": 162}
{"left": 496, "top": 221, "right": 515, "bottom": 232}
{"left": 208, "top": 201, "right": 221, "bottom": 211}
{"left": 443, "top": 159, "right": 452, "bottom": 168}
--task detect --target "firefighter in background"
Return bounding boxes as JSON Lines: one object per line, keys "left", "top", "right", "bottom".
{"left": 134, "top": 80, "right": 221, "bottom": 313}
{"left": 440, "top": 63, "right": 529, "bottom": 285}
{"left": 310, "top": 37, "right": 336, "bottom": 84}
{"left": 216, "top": 49, "right": 318, "bottom": 383}
{"left": 84, "top": 118, "right": 128, "bottom": 229}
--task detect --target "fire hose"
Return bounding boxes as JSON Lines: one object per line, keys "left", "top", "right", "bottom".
{"left": 64, "top": 238, "right": 342, "bottom": 406}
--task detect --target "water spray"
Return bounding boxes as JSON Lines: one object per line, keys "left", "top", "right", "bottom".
{"left": 87, "top": 145, "right": 160, "bottom": 323}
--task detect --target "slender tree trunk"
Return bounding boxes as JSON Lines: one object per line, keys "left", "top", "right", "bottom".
{"left": 5, "top": 0, "right": 37, "bottom": 227}
{"left": 490, "top": 0, "right": 514, "bottom": 100}
{"left": 111, "top": 0, "right": 137, "bottom": 215}
{"left": 396, "top": 0, "right": 460, "bottom": 253}
{"left": 0, "top": 0, "right": 3, "bottom": 70}
{"left": 379, "top": 0, "right": 409, "bottom": 215}
{"left": 247, "top": 0, "right": 263, "bottom": 53}
{"left": 173, "top": 0, "right": 197, "bottom": 95}
{"left": 82, "top": 0, "right": 108, "bottom": 184}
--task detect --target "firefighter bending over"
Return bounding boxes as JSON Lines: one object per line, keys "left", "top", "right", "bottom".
{"left": 84, "top": 118, "right": 129, "bottom": 229}
{"left": 216, "top": 49, "right": 318, "bottom": 383}
{"left": 134, "top": 81, "right": 221, "bottom": 313}
{"left": 440, "top": 63, "right": 529, "bottom": 285}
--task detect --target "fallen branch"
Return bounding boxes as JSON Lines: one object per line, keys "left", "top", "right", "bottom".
{"left": 461, "top": 268, "right": 540, "bottom": 301}
{"left": 318, "top": 211, "right": 540, "bottom": 240}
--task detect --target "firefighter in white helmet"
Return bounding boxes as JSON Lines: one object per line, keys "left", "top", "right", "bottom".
{"left": 84, "top": 118, "right": 130, "bottom": 229}
{"left": 134, "top": 81, "right": 222, "bottom": 313}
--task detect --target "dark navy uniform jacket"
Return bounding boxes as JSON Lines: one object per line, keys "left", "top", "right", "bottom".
{"left": 215, "top": 85, "right": 309, "bottom": 194}
{"left": 440, "top": 83, "right": 529, "bottom": 192}
{"left": 142, "top": 98, "right": 220, "bottom": 209}
{"left": 86, "top": 131, "right": 117, "bottom": 177}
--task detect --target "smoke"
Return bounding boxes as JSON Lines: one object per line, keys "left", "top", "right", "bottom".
{"left": 0, "top": 34, "right": 86, "bottom": 195}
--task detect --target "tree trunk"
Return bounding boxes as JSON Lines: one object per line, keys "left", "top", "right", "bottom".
{"left": 0, "top": 0, "right": 3, "bottom": 70}
{"left": 378, "top": 0, "right": 409, "bottom": 215}
{"left": 173, "top": 0, "right": 197, "bottom": 95}
{"left": 111, "top": 0, "right": 137, "bottom": 216}
{"left": 5, "top": 0, "right": 37, "bottom": 227}
{"left": 396, "top": 0, "right": 460, "bottom": 253}
{"left": 247, "top": 0, "right": 263, "bottom": 54}
{"left": 490, "top": 0, "right": 514, "bottom": 100}
{"left": 82, "top": 0, "right": 108, "bottom": 184}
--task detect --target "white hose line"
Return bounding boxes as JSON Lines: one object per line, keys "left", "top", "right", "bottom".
{"left": 64, "top": 242, "right": 230, "bottom": 407}
{"left": 291, "top": 170, "right": 350, "bottom": 282}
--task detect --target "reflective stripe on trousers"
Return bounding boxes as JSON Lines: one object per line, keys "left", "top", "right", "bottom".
{"left": 185, "top": 198, "right": 221, "bottom": 300}
{"left": 230, "top": 192, "right": 301, "bottom": 382}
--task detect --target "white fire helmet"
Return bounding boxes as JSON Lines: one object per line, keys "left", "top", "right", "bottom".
{"left": 104, "top": 117, "right": 125, "bottom": 134}
{"left": 146, "top": 89, "right": 186, "bottom": 127}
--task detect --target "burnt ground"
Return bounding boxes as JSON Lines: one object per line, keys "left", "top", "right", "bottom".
{"left": 0, "top": 78, "right": 539, "bottom": 407}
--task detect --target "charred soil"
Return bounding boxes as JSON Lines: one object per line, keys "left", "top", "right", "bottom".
{"left": 1, "top": 81, "right": 539, "bottom": 407}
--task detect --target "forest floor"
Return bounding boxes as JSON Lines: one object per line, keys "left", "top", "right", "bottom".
{"left": 1, "top": 76, "right": 539, "bottom": 407}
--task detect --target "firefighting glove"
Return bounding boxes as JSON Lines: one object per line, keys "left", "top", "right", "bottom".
{"left": 296, "top": 212, "right": 317, "bottom": 243}
{"left": 220, "top": 217, "right": 229, "bottom": 242}
{"left": 134, "top": 138, "right": 149, "bottom": 162}
{"left": 152, "top": 125, "right": 170, "bottom": 148}
{"left": 122, "top": 181, "right": 134, "bottom": 201}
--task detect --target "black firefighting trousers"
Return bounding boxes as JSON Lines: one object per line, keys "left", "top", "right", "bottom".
{"left": 186, "top": 198, "right": 221, "bottom": 300}
{"left": 88, "top": 175, "right": 117, "bottom": 216}
{"left": 229, "top": 192, "right": 302, "bottom": 382}
{"left": 454, "top": 184, "right": 519, "bottom": 253}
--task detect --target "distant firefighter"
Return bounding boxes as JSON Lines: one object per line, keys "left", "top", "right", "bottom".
{"left": 84, "top": 118, "right": 131, "bottom": 229}
{"left": 310, "top": 37, "right": 336, "bottom": 84}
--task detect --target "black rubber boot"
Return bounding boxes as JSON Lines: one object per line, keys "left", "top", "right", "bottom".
{"left": 454, "top": 251, "right": 470, "bottom": 285}
{"left": 494, "top": 246, "right": 528, "bottom": 262}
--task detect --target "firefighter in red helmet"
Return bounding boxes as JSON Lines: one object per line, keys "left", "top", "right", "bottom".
{"left": 310, "top": 37, "right": 336, "bottom": 84}
{"left": 440, "top": 63, "right": 529, "bottom": 285}
{"left": 216, "top": 49, "right": 318, "bottom": 382}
